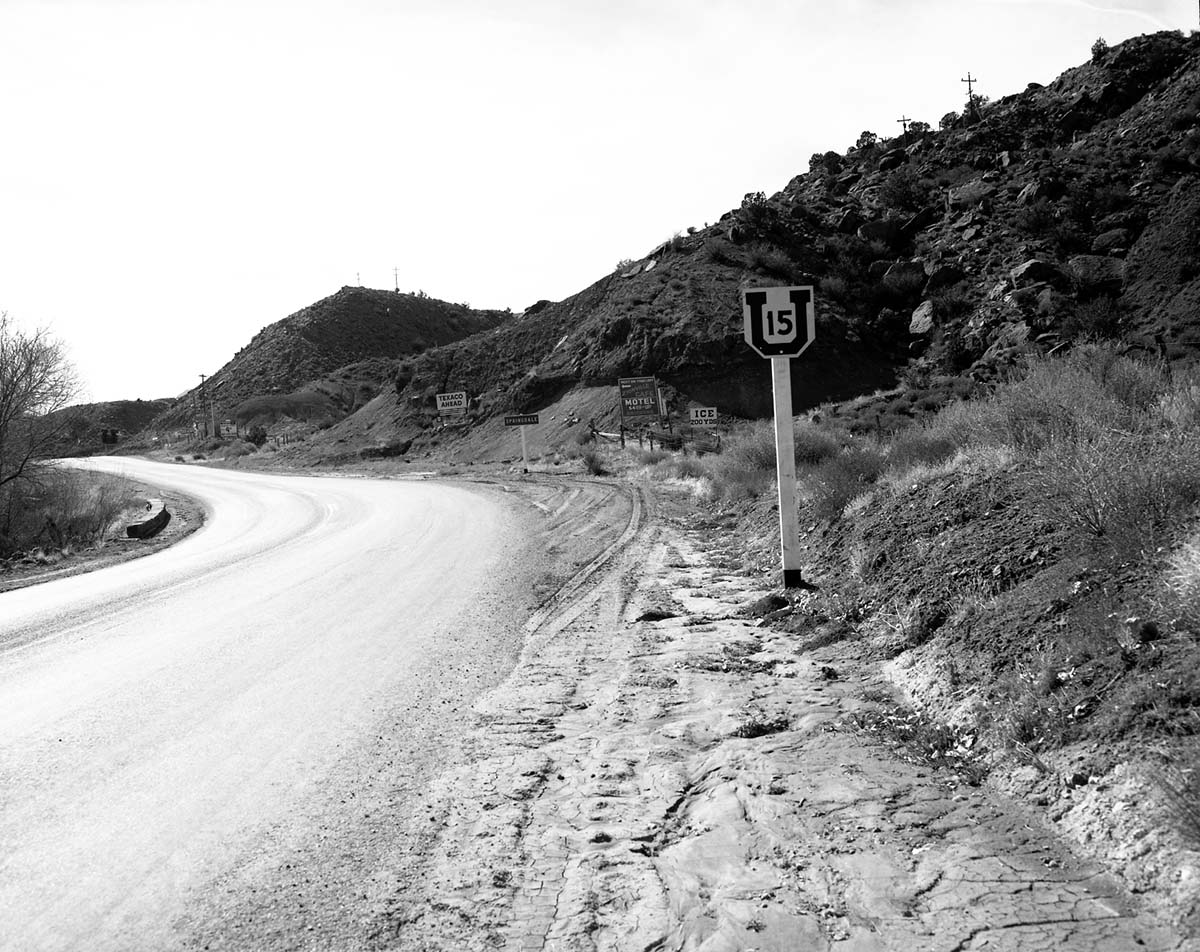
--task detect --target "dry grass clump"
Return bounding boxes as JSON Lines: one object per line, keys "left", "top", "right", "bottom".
{"left": 1029, "top": 430, "right": 1200, "bottom": 561}
{"left": 581, "top": 449, "right": 608, "bottom": 476}
{"left": 703, "top": 418, "right": 845, "bottom": 500}
{"left": 635, "top": 448, "right": 670, "bottom": 466}
{"left": 0, "top": 468, "right": 138, "bottom": 559}
{"left": 808, "top": 443, "right": 888, "bottom": 520}
{"left": 1165, "top": 533, "right": 1200, "bottom": 629}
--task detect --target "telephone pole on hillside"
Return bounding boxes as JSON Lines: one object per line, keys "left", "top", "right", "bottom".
{"left": 198, "top": 374, "right": 209, "bottom": 438}
{"left": 897, "top": 115, "right": 911, "bottom": 142}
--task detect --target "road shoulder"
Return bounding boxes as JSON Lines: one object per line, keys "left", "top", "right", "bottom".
{"left": 387, "top": 483, "right": 1184, "bottom": 951}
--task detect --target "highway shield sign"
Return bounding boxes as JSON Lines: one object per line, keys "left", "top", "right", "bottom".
{"left": 743, "top": 286, "right": 816, "bottom": 358}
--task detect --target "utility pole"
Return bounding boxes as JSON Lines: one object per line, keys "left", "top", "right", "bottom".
{"left": 961, "top": 72, "right": 976, "bottom": 99}
{"left": 393, "top": 266, "right": 400, "bottom": 292}
{"left": 897, "top": 115, "right": 911, "bottom": 142}
{"left": 198, "top": 374, "right": 209, "bottom": 438}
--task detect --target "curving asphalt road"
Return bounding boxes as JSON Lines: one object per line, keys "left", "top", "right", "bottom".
{"left": 0, "top": 458, "right": 536, "bottom": 951}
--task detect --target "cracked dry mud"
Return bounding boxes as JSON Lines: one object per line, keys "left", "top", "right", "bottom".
{"left": 384, "top": 487, "right": 1183, "bottom": 951}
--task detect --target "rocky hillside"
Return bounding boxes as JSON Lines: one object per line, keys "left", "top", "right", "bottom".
{"left": 150, "top": 287, "right": 510, "bottom": 430}
{"left": 308, "top": 30, "right": 1200, "bottom": 452}
{"left": 49, "top": 398, "right": 174, "bottom": 455}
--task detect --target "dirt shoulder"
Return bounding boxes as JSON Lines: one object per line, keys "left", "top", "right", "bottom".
{"left": 379, "top": 479, "right": 1186, "bottom": 951}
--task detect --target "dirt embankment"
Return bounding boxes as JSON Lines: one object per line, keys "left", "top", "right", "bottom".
{"left": 378, "top": 478, "right": 1188, "bottom": 951}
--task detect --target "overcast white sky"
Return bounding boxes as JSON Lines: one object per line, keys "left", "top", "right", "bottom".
{"left": 1, "top": 0, "right": 1191, "bottom": 401}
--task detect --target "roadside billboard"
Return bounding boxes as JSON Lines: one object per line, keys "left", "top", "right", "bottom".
{"left": 436, "top": 391, "right": 468, "bottom": 419}
{"left": 618, "top": 377, "right": 659, "bottom": 424}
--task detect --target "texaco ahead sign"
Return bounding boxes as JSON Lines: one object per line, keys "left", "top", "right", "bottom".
{"left": 742, "top": 286, "right": 815, "bottom": 358}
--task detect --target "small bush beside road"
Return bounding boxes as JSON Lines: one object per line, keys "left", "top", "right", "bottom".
{"left": 0, "top": 469, "right": 139, "bottom": 562}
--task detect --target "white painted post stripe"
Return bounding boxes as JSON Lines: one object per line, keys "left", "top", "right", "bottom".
{"left": 771, "top": 356, "right": 803, "bottom": 588}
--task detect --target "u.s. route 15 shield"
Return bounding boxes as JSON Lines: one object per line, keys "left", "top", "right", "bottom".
{"left": 742, "top": 286, "right": 815, "bottom": 358}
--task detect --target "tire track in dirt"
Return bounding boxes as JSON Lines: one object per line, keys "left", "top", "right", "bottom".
{"left": 377, "top": 484, "right": 1183, "bottom": 951}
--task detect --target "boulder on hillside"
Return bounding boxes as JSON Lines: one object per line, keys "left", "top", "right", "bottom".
{"left": 1016, "top": 179, "right": 1065, "bottom": 204}
{"left": 884, "top": 260, "right": 926, "bottom": 284}
{"left": 877, "top": 149, "right": 907, "bottom": 172}
{"left": 902, "top": 206, "right": 940, "bottom": 236}
{"left": 1067, "top": 255, "right": 1126, "bottom": 295}
{"left": 1011, "top": 259, "right": 1067, "bottom": 288}
{"left": 857, "top": 218, "right": 903, "bottom": 245}
{"left": 924, "top": 263, "right": 966, "bottom": 292}
{"left": 910, "top": 301, "right": 935, "bottom": 335}
{"left": 868, "top": 260, "right": 892, "bottom": 280}
{"left": 1092, "top": 228, "right": 1131, "bottom": 255}
{"left": 835, "top": 208, "right": 864, "bottom": 234}
{"left": 948, "top": 181, "right": 996, "bottom": 209}
{"left": 832, "top": 171, "right": 861, "bottom": 194}
{"left": 981, "top": 320, "right": 1032, "bottom": 363}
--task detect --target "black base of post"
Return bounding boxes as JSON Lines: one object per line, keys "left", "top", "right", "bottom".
{"left": 782, "top": 568, "right": 806, "bottom": 589}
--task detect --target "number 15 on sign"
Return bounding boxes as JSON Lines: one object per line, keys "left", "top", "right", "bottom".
{"left": 742, "top": 286, "right": 816, "bottom": 589}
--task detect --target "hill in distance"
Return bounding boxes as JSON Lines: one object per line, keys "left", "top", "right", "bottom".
{"left": 150, "top": 287, "right": 510, "bottom": 432}
{"left": 50, "top": 397, "right": 174, "bottom": 456}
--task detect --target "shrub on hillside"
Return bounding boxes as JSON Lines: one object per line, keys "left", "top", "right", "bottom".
{"left": 636, "top": 448, "right": 670, "bottom": 466}
{"left": 1166, "top": 532, "right": 1200, "bottom": 629}
{"left": 794, "top": 420, "right": 843, "bottom": 467}
{"left": 746, "top": 243, "right": 795, "bottom": 280}
{"left": 887, "top": 426, "right": 960, "bottom": 472}
{"left": 581, "top": 449, "right": 608, "bottom": 476}
{"left": 808, "top": 444, "right": 887, "bottom": 520}
{"left": 878, "top": 167, "right": 933, "bottom": 213}
{"left": 1015, "top": 198, "right": 1057, "bottom": 237}
{"left": 671, "top": 457, "right": 707, "bottom": 480}
{"left": 223, "top": 440, "right": 258, "bottom": 459}
{"left": 704, "top": 238, "right": 743, "bottom": 266}
{"left": 987, "top": 346, "right": 1163, "bottom": 451}
{"left": 1060, "top": 296, "right": 1125, "bottom": 340}
{"left": 930, "top": 285, "right": 974, "bottom": 323}
{"left": 1029, "top": 431, "right": 1200, "bottom": 561}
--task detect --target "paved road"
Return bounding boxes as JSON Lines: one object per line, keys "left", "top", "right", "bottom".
{"left": 0, "top": 458, "right": 535, "bottom": 951}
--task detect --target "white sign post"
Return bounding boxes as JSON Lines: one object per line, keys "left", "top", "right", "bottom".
{"left": 743, "top": 286, "right": 815, "bottom": 589}
{"left": 503, "top": 413, "right": 539, "bottom": 473}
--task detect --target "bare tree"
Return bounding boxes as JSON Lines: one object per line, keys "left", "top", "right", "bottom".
{"left": 0, "top": 312, "right": 79, "bottom": 491}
